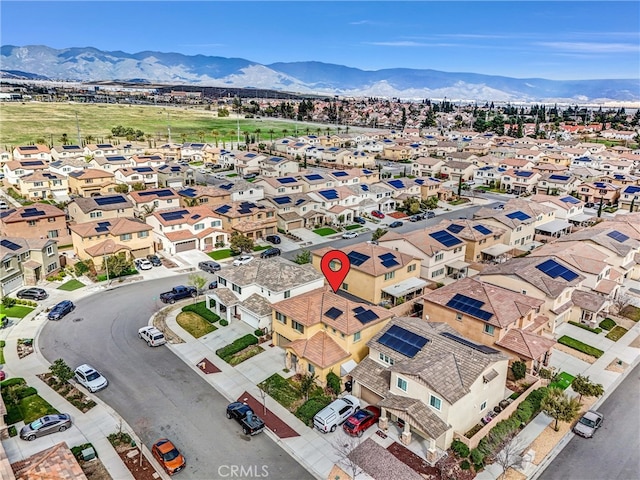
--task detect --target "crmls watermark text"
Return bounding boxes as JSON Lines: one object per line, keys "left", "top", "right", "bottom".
{"left": 217, "top": 465, "right": 269, "bottom": 478}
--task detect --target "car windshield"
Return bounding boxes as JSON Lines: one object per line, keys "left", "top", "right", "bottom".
{"left": 162, "top": 448, "right": 180, "bottom": 461}
{"left": 86, "top": 372, "right": 101, "bottom": 381}
{"left": 579, "top": 417, "right": 596, "bottom": 428}
{"left": 29, "top": 419, "right": 43, "bottom": 429}
{"left": 343, "top": 420, "right": 356, "bottom": 429}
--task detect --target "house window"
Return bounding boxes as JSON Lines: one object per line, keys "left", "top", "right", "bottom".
{"left": 90, "top": 212, "right": 103, "bottom": 218}
{"left": 435, "top": 253, "right": 444, "bottom": 261}
{"left": 120, "top": 233, "right": 132, "bottom": 241}
{"left": 379, "top": 352, "right": 394, "bottom": 365}
{"left": 211, "top": 220, "right": 221, "bottom": 228}
{"left": 47, "top": 230, "right": 59, "bottom": 239}
{"left": 354, "top": 331, "right": 361, "bottom": 342}
{"left": 456, "top": 313, "right": 463, "bottom": 321}
{"left": 292, "top": 320, "right": 304, "bottom": 333}
{"left": 454, "top": 247, "right": 462, "bottom": 254}
{"left": 3, "top": 260, "right": 12, "bottom": 271}
{"left": 138, "top": 231, "right": 149, "bottom": 238}
{"left": 407, "top": 264, "right": 416, "bottom": 273}
{"left": 232, "top": 284, "right": 242, "bottom": 294}
{"left": 480, "top": 400, "right": 487, "bottom": 411}
{"left": 308, "top": 363, "right": 315, "bottom": 374}
{"left": 284, "top": 290, "right": 291, "bottom": 299}
{"left": 484, "top": 324, "right": 495, "bottom": 336}
{"left": 429, "top": 395, "right": 442, "bottom": 411}
{"left": 48, "top": 217, "right": 56, "bottom": 223}
{"left": 194, "top": 223, "right": 204, "bottom": 231}
{"left": 397, "top": 377, "right": 408, "bottom": 392}
{"left": 28, "top": 220, "right": 37, "bottom": 226}
{"left": 342, "top": 283, "right": 348, "bottom": 291}
{"left": 276, "top": 312, "right": 286, "bottom": 324}
{"left": 46, "top": 245, "right": 55, "bottom": 257}
{"left": 384, "top": 271, "right": 395, "bottom": 281}
{"left": 431, "top": 268, "right": 444, "bottom": 278}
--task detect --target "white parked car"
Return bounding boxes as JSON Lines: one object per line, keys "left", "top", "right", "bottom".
{"left": 138, "top": 326, "right": 167, "bottom": 347}
{"left": 74, "top": 364, "right": 108, "bottom": 393}
{"left": 342, "top": 232, "right": 358, "bottom": 239}
{"left": 135, "top": 258, "right": 153, "bottom": 270}
{"left": 233, "top": 255, "right": 254, "bottom": 266}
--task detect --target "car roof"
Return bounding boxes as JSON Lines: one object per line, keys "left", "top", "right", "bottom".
{"left": 584, "top": 411, "right": 603, "bottom": 420}
{"left": 154, "top": 438, "right": 176, "bottom": 452}
{"left": 54, "top": 300, "right": 72, "bottom": 307}
{"left": 76, "top": 364, "right": 96, "bottom": 373}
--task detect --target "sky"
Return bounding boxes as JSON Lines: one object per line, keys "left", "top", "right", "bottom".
{"left": 1, "top": 1, "right": 639, "bottom": 80}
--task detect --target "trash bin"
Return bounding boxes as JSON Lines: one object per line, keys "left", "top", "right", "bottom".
{"left": 345, "top": 380, "right": 353, "bottom": 392}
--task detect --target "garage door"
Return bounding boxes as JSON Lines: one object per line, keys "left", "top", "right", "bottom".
{"left": 2, "top": 274, "right": 24, "bottom": 296}
{"left": 276, "top": 333, "right": 292, "bottom": 347}
{"left": 175, "top": 240, "right": 196, "bottom": 253}
{"left": 288, "top": 220, "right": 303, "bottom": 230}
{"left": 130, "top": 248, "right": 149, "bottom": 259}
{"left": 360, "top": 386, "right": 383, "bottom": 406}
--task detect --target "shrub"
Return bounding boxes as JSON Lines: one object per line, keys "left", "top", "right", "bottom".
{"left": 216, "top": 334, "right": 258, "bottom": 360}
{"left": 526, "top": 387, "right": 549, "bottom": 413}
{"left": 181, "top": 302, "right": 220, "bottom": 323}
{"left": 50, "top": 358, "right": 75, "bottom": 383}
{"left": 470, "top": 448, "right": 484, "bottom": 466}
{"left": 557, "top": 336, "right": 604, "bottom": 358}
{"left": 460, "top": 460, "right": 471, "bottom": 470}
{"left": 598, "top": 318, "right": 616, "bottom": 330}
{"left": 295, "top": 396, "right": 332, "bottom": 426}
{"left": 326, "top": 371, "right": 342, "bottom": 396}
{"left": 515, "top": 401, "right": 533, "bottom": 423}
{"left": 0, "top": 340, "right": 5, "bottom": 348}
{"left": 5, "top": 405, "right": 22, "bottom": 424}
{"left": 509, "top": 391, "right": 521, "bottom": 400}
{"left": 2, "top": 297, "right": 16, "bottom": 308}
{"left": 74, "top": 261, "right": 90, "bottom": 276}
{"left": 8, "top": 425, "right": 17, "bottom": 437}
{"left": 1, "top": 377, "right": 26, "bottom": 388}
{"left": 219, "top": 319, "right": 228, "bottom": 326}
{"left": 254, "top": 329, "right": 265, "bottom": 337}
{"left": 16, "top": 386, "right": 38, "bottom": 399}
{"left": 568, "top": 320, "right": 602, "bottom": 334}
{"left": 71, "top": 443, "right": 97, "bottom": 460}
{"left": 451, "top": 439, "right": 470, "bottom": 458}
{"left": 108, "top": 431, "right": 133, "bottom": 447}
{"left": 511, "top": 361, "right": 527, "bottom": 380}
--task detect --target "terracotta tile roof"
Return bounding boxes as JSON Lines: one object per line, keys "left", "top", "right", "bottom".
{"left": 1, "top": 203, "right": 65, "bottom": 224}
{"left": 240, "top": 293, "right": 273, "bottom": 317}
{"left": 273, "top": 287, "right": 393, "bottom": 335}
{"left": 177, "top": 185, "right": 231, "bottom": 199}
{"left": 530, "top": 241, "right": 609, "bottom": 275}
{"left": 72, "top": 195, "right": 133, "bottom": 213}
{"left": 474, "top": 199, "right": 555, "bottom": 228}
{"left": 164, "top": 230, "right": 197, "bottom": 242}
{"left": 219, "top": 257, "right": 322, "bottom": 293}
{"left": 572, "top": 289, "right": 608, "bottom": 311}
{"left": 496, "top": 329, "right": 556, "bottom": 360}
{"left": 128, "top": 187, "right": 180, "bottom": 203}
{"left": 380, "top": 224, "right": 465, "bottom": 256}
{"left": 287, "top": 331, "right": 350, "bottom": 368}
{"left": 312, "top": 243, "right": 419, "bottom": 277}
{"left": 68, "top": 168, "right": 115, "bottom": 179}
{"left": 69, "top": 217, "right": 152, "bottom": 237}
{"left": 19, "top": 171, "right": 65, "bottom": 182}
{"left": 436, "top": 218, "right": 506, "bottom": 242}
{"left": 378, "top": 393, "right": 450, "bottom": 439}
{"left": 557, "top": 227, "right": 640, "bottom": 257}
{"left": 151, "top": 206, "right": 221, "bottom": 227}
{"left": 84, "top": 240, "right": 130, "bottom": 256}
{"left": 11, "top": 441, "right": 87, "bottom": 480}
{"left": 348, "top": 438, "right": 424, "bottom": 480}
{"left": 16, "top": 144, "right": 50, "bottom": 154}
{"left": 424, "top": 277, "right": 543, "bottom": 328}
{"left": 349, "top": 357, "right": 391, "bottom": 396}
{"left": 209, "top": 287, "right": 240, "bottom": 306}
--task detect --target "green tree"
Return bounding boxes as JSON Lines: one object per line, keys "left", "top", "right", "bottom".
{"left": 511, "top": 361, "right": 527, "bottom": 380}
{"left": 188, "top": 273, "right": 208, "bottom": 302}
{"left": 571, "top": 375, "right": 604, "bottom": 403}
{"left": 298, "top": 372, "right": 317, "bottom": 401}
{"left": 372, "top": 228, "right": 387, "bottom": 241}
{"left": 217, "top": 108, "right": 229, "bottom": 118}
{"left": 541, "top": 387, "right": 581, "bottom": 431}
{"left": 113, "top": 184, "right": 129, "bottom": 193}
{"left": 294, "top": 249, "right": 311, "bottom": 265}
{"left": 106, "top": 253, "right": 133, "bottom": 279}
{"left": 49, "top": 358, "right": 74, "bottom": 383}
{"left": 131, "top": 182, "right": 146, "bottom": 191}
{"left": 229, "top": 232, "right": 254, "bottom": 254}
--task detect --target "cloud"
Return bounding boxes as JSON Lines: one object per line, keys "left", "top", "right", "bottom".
{"left": 537, "top": 42, "right": 639, "bottom": 53}
{"left": 365, "top": 41, "right": 456, "bottom": 47}
{"left": 349, "top": 20, "right": 374, "bottom": 25}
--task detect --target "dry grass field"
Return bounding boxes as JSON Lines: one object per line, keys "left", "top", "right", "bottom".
{"left": 0, "top": 101, "right": 330, "bottom": 147}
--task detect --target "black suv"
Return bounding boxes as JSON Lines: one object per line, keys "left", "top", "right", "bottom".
{"left": 265, "top": 235, "right": 281, "bottom": 244}
{"left": 260, "top": 247, "right": 281, "bottom": 259}
{"left": 146, "top": 254, "right": 162, "bottom": 267}
{"left": 198, "top": 260, "right": 221, "bottom": 273}
{"left": 16, "top": 288, "right": 48, "bottom": 300}
{"left": 47, "top": 300, "right": 75, "bottom": 321}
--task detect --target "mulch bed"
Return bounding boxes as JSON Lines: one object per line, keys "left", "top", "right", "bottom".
{"left": 387, "top": 442, "right": 440, "bottom": 478}
{"left": 197, "top": 357, "right": 220, "bottom": 374}
{"left": 387, "top": 211, "right": 409, "bottom": 219}
{"left": 237, "top": 391, "right": 299, "bottom": 438}
{"left": 115, "top": 446, "right": 159, "bottom": 480}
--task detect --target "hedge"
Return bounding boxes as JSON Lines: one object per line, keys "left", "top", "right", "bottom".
{"left": 599, "top": 318, "right": 616, "bottom": 331}
{"left": 1, "top": 377, "right": 26, "bottom": 388}
{"left": 326, "top": 371, "right": 341, "bottom": 396}
{"left": 295, "top": 395, "right": 332, "bottom": 426}
{"left": 568, "top": 321, "right": 602, "bottom": 334}
{"left": 15, "top": 386, "right": 38, "bottom": 400}
{"left": 181, "top": 302, "right": 220, "bottom": 323}
{"left": 216, "top": 334, "right": 258, "bottom": 360}
{"left": 557, "top": 335, "right": 604, "bottom": 358}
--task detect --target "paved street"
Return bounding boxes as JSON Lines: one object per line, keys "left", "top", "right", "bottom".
{"left": 38, "top": 276, "right": 313, "bottom": 480}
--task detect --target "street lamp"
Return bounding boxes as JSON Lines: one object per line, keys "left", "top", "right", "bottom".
{"left": 103, "top": 239, "right": 114, "bottom": 285}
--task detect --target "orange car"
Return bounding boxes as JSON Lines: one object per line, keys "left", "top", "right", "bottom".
{"left": 152, "top": 438, "right": 186, "bottom": 475}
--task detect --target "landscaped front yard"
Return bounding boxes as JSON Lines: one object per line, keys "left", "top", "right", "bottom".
{"left": 557, "top": 335, "right": 604, "bottom": 358}
{"left": 605, "top": 325, "right": 628, "bottom": 341}
{"left": 208, "top": 249, "right": 233, "bottom": 260}
{"left": 176, "top": 312, "right": 217, "bottom": 338}
{"left": 548, "top": 371, "right": 575, "bottom": 390}
{"left": 0, "top": 305, "right": 34, "bottom": 318}
{"left": 216, "top": 334, "right": 263, "bottom": 366}
{"left": 620, "top": 305, "right": 640, "bottom": 322}
{"left": 1, "top": 378, "right": 60, "bottom": 425}
{"left": 313, "top": 227, "right": 337, "bottom": 236}
{"left": 57, "top": 279, "right": 86, "bottom": 291}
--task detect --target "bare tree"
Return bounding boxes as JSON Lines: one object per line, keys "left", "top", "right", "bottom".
{"left": 609, "top": 293, "right": 632, "bottom": 315}
{"left": 258, "top": 383, "right": 270, "bottom": 415}
{"left": 332, "top": 435, "right": 364, "bottom": 479}
{"left": 493, "top": 431, "right": 526, "bottom": 480}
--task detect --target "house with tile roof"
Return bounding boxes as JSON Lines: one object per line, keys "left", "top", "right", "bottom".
{"left": 434, "top": 219, "right": 507, "bottom": 263}
{"left": 499, "top": 169, "right": 541, "bottom": 195}
{"left": 67, "top": 194, "right": 135, "bottom": 223}
{"left": 83, "top": 143, "right": 120, "bottom": 158}
{"left": 298, "top": 171, "right": 338, "bottom": 192}
{"left": 2, "top": 159, "right": 49, "bottom": 186}
{"left": 529, "top": 194, "right": 593, "bottom": 226}
{"left": 210, "top": 201, "right": 278, "bottom": 240}
{"left": 10, "top": 441, "right": 87, "bottom": 480}
{"left": 207, "top": 257, "right": 324, "bottom": 330}
{"left": 88, "top": 154, "right": 132, "bottom": 172}
{"left": 441, "top": 160, "right": 476, "bottom": 182}
{"left": 253, "top": 176, "right": 304, "bottom": 196}
{"left": 12, "top": 144, "right": 52, "bottom": 162}
{"left": 156, "top": 163, "right": 196, "bottom": 189}
{"left": 576, "top": 181, "right": 621, "bottom": 205}
{"left": 307, "top": 186, "right": 363, "bottom": 224}
{"left": 67, "top": 168, "right": 117, "bottom": 197}
{"left": 258, "top": 155, "right": 299, "bottom": 177}
{"left": 175, "top": 185, "right": 232, "bottom": 208}
{"left": 69, "top": 217, "right": 154, "bottom": 268}
{"left": 129, "top": 153, "right": 166, "bottom": 168}
{"left": 180, "top": 142, "right": 209, "bottom": 162}
{"left": 411, "top": 156, "right": 446, "bottom": 178}
{"left": 1, "top": 237, "right": 59, "bottom": 295}
{"left": 619, "top": 185, "right": 640, "bottom": 212}
{"left": 114, "top": 166, "right": 159, "bottom": 189}
{"left": 233, "top": 151, "right": 265, "bottom": 176}
{"left": 16, "top": 170, "right": 69, "bottom": 201}
{"left": 381, "top": 177, "right": 422, "bottom": 198}
{"left": 263, "top": 193, "right": 324, "bottom": 232}
{"left": 422, "top": 277, "right": 554, "bottom": 374}
{"left": 473, "top": 165, "right": 507, "bottom": 187}
{"left": 50, "top": 144, "right": 85, "bottom": 161}
{"left": 599, "top": 172, "right": 640, "bottom": 188}
{"left": 0, "top": 203, "right": 70, "bottom": 245}
{"left": 272, "top": 287, "right": 394, "bottom": 384}
{"left": 339, "top": 150, "right": 377, "bottom": 168}
{"left": 350, "top": 317, "right": 508, "bottom": 457}
{"left": 311, "top": 243, "right": 424, "bottom": 306}
{"left": 147, "top": 206, "right": 227, "bottom": 254}
{"left": 48, "top": 157, "right": 89, "bottom": 177}
{"left": 378, "top": 224, "right": 467, "bottom": 283}
{"left": 150, "top": 143, "right": 182, "bottom": 162}
{"left": 128, "top": 187, "right": 181, "bottom": 218}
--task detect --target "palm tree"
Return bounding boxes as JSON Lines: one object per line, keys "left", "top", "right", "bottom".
{"left": 211, "top": 129, "right": 220, "bottom": 147}
{"left": 84, "top": 134, "right": 95, "bottom": 145}
{"left": 197, "top": 130, "right": 205, "bottom": 142}
{"left": 254, "top": 128, "right": 261, "bottom": 142}
{"left": 59, "top": 133, "right": 69, "bottom": 145}
{"left": 268, "top": 129, "right": 275, "bottom": 142}
{"left": 180, "top": 133, "right": 187, "bottom": 144}
{"left": 282, "top": 128, "right": 288, "bottom": 138}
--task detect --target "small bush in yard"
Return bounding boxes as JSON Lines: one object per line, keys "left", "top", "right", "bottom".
{"left": 219, "top": 319, "right": 228, "bottom": 326}
{"left": 515, "top": 401, "right": 533, "bottom": 423}
{"left": 470, "top": 448, "right": 484, "bottom": 466}
{"left": 451, "top": 439, "right": 470, "bottom": 458}
{"left": 525, "top": 387, "right": 549, "bottom": 413}
{"left": 254, "top": 329, "right": 264, "bottom": 337}
{"left": 511, "top": 361, "right": 526, "bottom": 380}
{"left": 16, "top": 386, "right": 38, "bottom": 399}
{"left": 295, "top": 396, "right": 332, "bottom": 426}
{"left": 326, "top": 371, "right": 341, "bottom": 396}
{"left": 181, "top": 302, "right": 220, "bottom": 323}
{"left": 8, "top": 426, "right": 17, "bottom": 437}
{"left": 1, "top": 377, "right": 26, "bottom": 388}
{"left": 216, "top": 334, "right": 258, "bottom": 360}
{"left": 599, "top": 318, "right": 616, "bottom": 330}
{"left": 460, "top": 460, "right": 471, "bottom": 470}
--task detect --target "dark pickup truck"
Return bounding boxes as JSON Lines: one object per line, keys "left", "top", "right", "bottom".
{"left": 226, "top": 402, "right": 265, "bottom": 435}
{"left": 159, "top": 285, "right": 197, "bottom": 304}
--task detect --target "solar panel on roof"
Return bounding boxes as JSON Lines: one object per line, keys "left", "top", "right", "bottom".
{"left": 378, "top": 325, "right": 428, "bottom": 358}
{"left": 319, "top": 189, "right": 339, "bottom": 200}
{"left": 355, "top": 310, "right": 380, "bottom": 324}
{"left": 305, "top": 174, "right": 323, "bottom": 181}
{"left": 515, "top": 171, "right": 533, "bottom": 177}
{"left": 361, "top": 185, "right": 369, "bottom": 191}
{"left": 594, "top": 182, "right": 607, "bottom": 188}
{"left": 180, "top": 188, "right": 197, "bottom": 198}
{"left": 21, "top": 161, "right": 44, "bottom": 166}
{"left": 105, "top": 156, "right": 127, "bottom": 161}
{"left": 20, "top": 145, "right": 39, "bottom": 151}
{"left": 549, "top": 175, "right": 570, "bottom": 181}
{"left": 324, "top": 307, "right": 343, "bottom": 320}
{"left": 135, "top": 167, "right": 153, "bottom": 173}
{"left": 388, "top": 179, "right": 405, "bottom": 189}
{"left": 273, "top": 196, "right": 291, "bottom": 205}
{"left": 352, "top": 306, "right": 366, "bottom": 314}
{"left": 440, "top": 331, "right": 500, "bottom": 354}
{"left": 607, "top": 230, "right": 629, "bottom": 243}
{"left": 535, "top": 259, "right": 579, "bottom": 282}
{"left": 446, "top": 293, "right": 493, "bottom": 321}
{"left": 1, "top": 239, "right": 22, "bottom": 251}
{"left": 447, "top": 224, "right": 465, "bottom": 234}
{"left": 238, "top": 208, "right": 252, "bottom": 214}
{"left": 160, "top": 210, "right": 188, "bottom": 221}
{"left": 94, "top": 195, "right": 127, "bottom": 206}
{"left": 277, "top": 177, "right": 296, "bottom": 184}
{"left": 20, "top": 208, "right": 45, "bottom": 218}
{"left": 214, "top": 205, "right": 231, "bottom": 214}
{"left": 219, "top": 183, "right": 233, "bottom": 190}
{"left": 505, "top": 211, "right": 531, "bottom": 221}
{"left": 62, "top": 145, "right": 81, "bottom": 150}
{"left": 473, "top": 225, "right": 492, "bottom": 235}
{"left": 414, "top": 179, "right": 424, "bottom": 185}
{"left": 363, "top": 169, "right": 373, "bottom": 174}
{"left": 429, "top": 230, "right": 462, "bottom": 247}
{"left": 295, "top": 198, "right": 305, "bottom": 206}
{"left": 559, "top": 196, "right": 580, "bottom": 204}
{"left": 347, "top": 251, "right": 370, "bottom": 266}
{"left": 191, "top": 214, "right": 201, "bottom": 220}
{"left": 625, "top": 186, "right": 640, "bottom": 194}
{"left": 381, "top": 258, "right": 400, "bottom": 268}
{"left": 97, "top": 144, "right": 112, "bottom": 148}
{"left": 332, "top": 171, "right": 348, "bottom": 177}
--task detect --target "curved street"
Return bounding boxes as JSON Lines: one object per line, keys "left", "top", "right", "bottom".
{"left": 38, "top": 276, "right": 313, "bottom": 480}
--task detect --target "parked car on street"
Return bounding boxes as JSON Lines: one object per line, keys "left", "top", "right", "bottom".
{"left": 233, "top": 255, "right": 254, "bottom": 266}
{"left": 138, "top": 326, "right": 167, "bottom": 347}
{"left": 354, "top": 216, "right": 366, "bottom": 224}
{"left": 371, "top": 210, "right": 385, "bottom": 218}
{"left": 389, "top": 221, "right": 403, "bottom": 228}
{"left": 573, "top": 410, "right": 604, "bottom": 438}
{"left": 47, "top": 300, "right": 75, "bottom": 321}
{"left": 409, "top": 214, "right": 423, "bottom": 222}
{"left": 20, "top": 414, "right": 72, "bottom": 441}
{"left": 425, "top": 211, "right": 436, "bottom": 219}
{"left": 16, "top": 288, "right": 48, "bottom": 300}
{"left": 159, "top": 285, "right": 197, "bottom": 304}
{"left": 135, "top": 258, "right": 153, "bottom": 270}
{"left": 198, "top": 260, "right": 221, "bottom": 273}
{"left": 342, "top": 406, "right": 381, "bottom": 437}
{"left": 226, "top": 402, "right": 265, "bottom": 435}
{"left": 74, "top": 364, "right": 108, "bottom": 393}
{"left": 260, "top": 247, "right": 281, "bottom": 258}
{"left": 342, "top": 231, "right": 358, "bottom": 239}
{"left": 147, "top": 254, "right": 163, "bottom": 267}
{"left": 152, "top": 438, "right": 186, "bottom": 475}
{"left": 265, "top": 234, "right": 281, "bottom": 244}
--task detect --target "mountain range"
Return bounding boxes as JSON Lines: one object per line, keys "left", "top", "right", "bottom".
{"left": 1, "top": 45, "right": 639, "bottom": 103}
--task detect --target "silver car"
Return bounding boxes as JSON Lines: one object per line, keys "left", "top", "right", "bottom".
{"left": 20, "top": 414, "right": 72, "bottom": 441}
{"left": 573, "top": 410, "right": 604, "bottom": 438}
{"left": 74, "top": 364, "right": 108, "bottom": 392}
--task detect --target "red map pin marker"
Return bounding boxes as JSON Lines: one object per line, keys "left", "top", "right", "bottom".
{"left": 320, "top": 250, "right": 351, "bottom": 293}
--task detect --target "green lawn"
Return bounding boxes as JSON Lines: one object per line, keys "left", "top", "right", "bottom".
{"left": 176, "top": 311, "right": 217, "bottom": 338}
{"left": 605, "top": 326, "right": 628, "bottom": 341}
{"left": 227, "top": 173, "right": 238, "bottom": 177}
{"left": 345, "top": 224, "right": 361, "bottom": 231}
{"left": 0, "top": 305, "right": 34, "bottom": 318}
{"left": 0, "top": 340, "right": 5, "bottom": 364}
{"left": 557, "top": 335, "right": 604, "bottom": 358}
{"left": 313, "top": 227, "right": 337, "bottom": 236}
{"left": 181, "top": 302, "right": 220, "bottom": 323}
{"left": 258, "top": 373, "right": 301, "bottom": 409}
{"left": 598, "top": 318, "right": 616, "bottom": 330}
{"left": 549, "top": 372, "right": 575, "bottom": 390}
{"left": 21, "top": 394, "right": 60, "bottom": 424}
{"left": 57, "top": 279, "right": 85, "bottom": 291}
{"left": 208, "top": 249, "right": 233, "bottom": 260}
{"left": 252, "top": 245, "right": 269, "bottom": 251}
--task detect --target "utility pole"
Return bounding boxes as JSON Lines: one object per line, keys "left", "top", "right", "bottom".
{"left": 167, "top": 112, "right": 172, "bottom": 143}
{"left": 75, "top": 112, "right": 81, "bottom": 146}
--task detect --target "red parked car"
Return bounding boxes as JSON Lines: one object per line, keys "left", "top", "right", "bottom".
{"left": 342, "top": 406, "right": 381, "bottom": 437}
{"left": 371, "top": 210, "right": 385, "bottom": 219}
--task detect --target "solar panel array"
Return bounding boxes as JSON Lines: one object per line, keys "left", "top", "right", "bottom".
{"left": 332, "top": 171, "right": 348, "bottom": 177}
{"left": 559, "top": 196, "right": 580, "bottom": 204}
{"left": 625, "top": 186, "right": 640, "bottom": 194}
{"left": 219, "top": 183, "right": 233, "bottom": 190}
{"left": 447, "top": 224, "right": 465, "bottom": 234}
{"left": 22, "top": 161, "right": 44, "bottom": 166}
{"left": 20, "top": 145, "right": 39, "bottom": 151}
{"left": 138, "top": 189, "right": 174, "bottom": 198}
{"left": 515, "top": 171, "right": 533, "bottom": 177}
{"left": 135, "top": 167, "right": 153, "bottom": 173}
{"left": 352, "top": 306, "right": 366, "bottom": 314}
{"left": 445, "top": 293, "right": 493, "bottom": 321}
{"left": 20, "top": 208, "right": 45, "bottom": 218}
{"left": 62, "top": 145, "right": 81, "bottom": 150}
{"left": 191, "top": 214, "right": 201, "bottom": 220}
{"left": 295, "top": 198, "right": 305, "bottom": 206}
{"left": 97, "top": 144, "right": 112, "bottom": 148}
{"left": 361, "top": 185, "right": 369, "bottom": 191}
{"left": 378, "top": 325, "right": 428, "bottom": 358}
{"left": 94, "top": 195, "right": 126, "bottom": 206}
{"left": 594, "top": 182, "right": 607, "bottom": 188}
{"left": 319, "top": 189, "right": 339, "bottom": 200}
{"left": 273, "top": 196, "right": 291, "bottom": 205}
{"left": 378, "top": 252, "right": 399, "bottom": 268}
{"left": 355, "top": 309, "right": 380, "bottom": 324}
{"left": 347, "top": 251, "right": 370, "bottom": 266}
{"left": 607, "top": 230, "right": 629, "bottom": 243}
{"left": 1, "top": 239, "right": 22, "bottom": 251}
{"left": 180, "top": 188, "right": 197, "bottom": 198}
{"left": 160, "top": 210, "right": 189, "bottom": 221}
{"left": 214, "top": 205, "right": 231, "bottom": 214}
{"left": 105, "top": 156, "right": 127, "bottom": 161}
{"left": 277, "top": 177, "right": 297, "bottom": 184}
{"left": 429, "top": 230, "right": 463, "bottom": 247}
{"left": 324, "top": 307, "right": 343, "bottom": 320}
{"left": 362, "top": 169, "right": 373, "bottom": 174}
{"left": 414, "top": 178, "right": 424, "bottom": 185}
{"left": 505, "top": 211, "right": 531, "bottom": 221}
{"left": 473, "top": 224, "right": 492, "bottom": 235}
{"left": 440, "top": 331, "right": 500, "bottom": 354}
{"left": 95, "top": 221, "right": 111, "bottom": 233}
{"left": 535, "top": 259, "right": 579, "bottom": 281}
{"left": 387, "top": 179, "right": 405, "bottom": 189}
{"left": 305, "top": 174, "right": 323, "bottom": 181}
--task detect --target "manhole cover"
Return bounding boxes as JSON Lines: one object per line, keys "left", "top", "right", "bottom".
{"left": 72, "top": 318, "right": 83, "bottom": 322}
